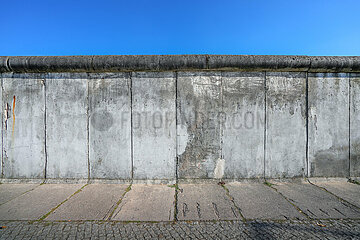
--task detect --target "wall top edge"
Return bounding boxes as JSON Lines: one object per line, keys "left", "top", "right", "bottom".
{"left": 1, "top": 55, "right": 360, "bottom": 73}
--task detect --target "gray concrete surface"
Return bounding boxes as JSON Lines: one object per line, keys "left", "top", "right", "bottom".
{"left": 0, "top": 183, "right": 39, "bottom": 205}
{"left": 0, "top": 181, "right": 359, "bottom": 223}
{"left": 46, "top": 73, "right": 88, "bottom": 178}
{"left": 226, "top": 182, "right": 305, "bottom": 220}
{"left": 271, "top": 181, "right": 360, "bottom": 219}
{"left": 0, "top": 65, "right": 359, "bottom": 180}
{"left": 132, "top": 72, "right": 176, "bottom": 180}
{"left": 351, "top": 73, "right": 360, "bottom": 177}
{"left": 45, "top": 184, "right": 129, "bottom": 220}
{"left": 177, "top": 184, "right": 240, "bottom": 220}
{"left": 222, "top": 72, "right": 265, "bottom": 179}
{"left": 2, "top": 73, "right": 46, "bottom": 179}
{"left": 266, "top": 72, "right": 307, "bottom": 178}
{"left": 112, "top": 184, "right": 175, "bottom": 221}
{"left": 0, "top": 184, "right": 83, "bottom": 220}
{"left": 89, "top": 73, "right": 132, "bottom": 179}
{"left": 311, "top": 180, "right": 360, "bottom": 208}
{"left": 177, "top": 72, "right": 222, "bottom": 179}
{"left": 308, "top": 73, "right": 350, "bottom": 177}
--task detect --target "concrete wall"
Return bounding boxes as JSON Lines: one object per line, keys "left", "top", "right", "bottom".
{"left": 0, "top": 55, "right": 359, "bottom": 180}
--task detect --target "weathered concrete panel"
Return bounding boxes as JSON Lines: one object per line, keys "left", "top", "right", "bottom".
{"left": 0, "top": 73, "right": 2, "bottom": 177}
{"left": 0, "top": 184, "right": 39, "bottom": 205}
{"left": 0, "top": 184, "right": 83, "bottom": 220}
{"left": 227, "top": 182, "right": 305, "bottom": 220}
{"left": 112, "top": 184, "right": 175, "bottom": 221}
{"left": 272, "top": 182, "right": 360, "bottom": 219}
{"left": 132, "top": 72, "right": 176, "bottom": 180}
{"left": 45, "top": 184, "right": 129, "bottom": 220}
{"left": 89, "top": 73, "right": 131, "bottom": 179}
{"left": 177, "top": 184, "right": 240, "bottom": 220}
{"left": 350, "top": 74, "right": 360, "bottom": 177}
{"left": 309, "top": 73, "right": 349, "bottom": 177}
{"left": 2, "top": 73, "right": 45, "bottom": 179}
{"left": 311, "top": 180, "right": 360, "bottom": 208}
{"left": 222, "top": 72, "right": 265, "bottom": 179}
{"left": 46, "top": 73, "right": 88, "bottom": 179}
{"left": 177, "top": 72, "right": 222, "bottom": 179}
{"left": 266, "top": 72, "right": 307, "bottom": 178}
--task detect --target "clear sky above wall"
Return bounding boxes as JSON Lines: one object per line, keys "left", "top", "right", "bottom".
{"left": 1, "top": 0, "right": 360, "bottom": 56}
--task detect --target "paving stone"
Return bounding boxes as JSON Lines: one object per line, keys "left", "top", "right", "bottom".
{"left": 272, "top": 182, "right": 360, "bottom": 219}
{"left": 227, "top": 182, "right": 305, "bottom": 220}
{"left": 45, "top": 184, "right": 129, "bottom": 220}
{"left": 0, "top": 184, "right": 83, "bottom": 220}
{"left": 1, "top": 220, "right": 360, "bottom": 239}
{"left": 312, "top": 180, "right": 360, "bottom": 209}
{"left": 0, "top": 184, "right": 39, "bottom": 205}
{"left": 177, "top": 184, "right": 240, "bottom": 221}
{"left": 112, "top": 184, "right": 175, "bottom": 221}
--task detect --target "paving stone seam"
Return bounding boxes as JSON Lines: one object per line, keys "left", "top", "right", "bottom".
{"left": 106, "top": 183, "right": 132, "bottom": 220}
{"left": 0, "top": 183, "right": 43, "bottom": 207}
{"left": 169, "top": 184, "right": 179, "bottom": 221}
{"left": 307, "top": 179, "right": 360, "bottom": 212}
{"left": 264, "top": 180, "right": 312, "bottom": 220}
{"left": 219, "top": 183, "right": 246, "bottom": 222}
{"left": 37, "top": 184, "right": 89, "bottom": 221}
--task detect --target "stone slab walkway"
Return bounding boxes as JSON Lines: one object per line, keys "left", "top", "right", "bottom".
{"left": 0, "top": 179, "right": 359, "bottom": 239}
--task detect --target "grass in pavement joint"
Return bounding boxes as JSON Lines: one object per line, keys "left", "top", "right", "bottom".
{"left": 264, "top": 181, "right": 275, "bottom": 187}
{"left": 107, "top": 184, "right": 132, "bottom": 220}
{"left": 219, "top": 183, "right": 246, "bottom": 222}
{"left": 348, "top": 178, "right": 360, "bottom": 185}
{"left": 264, "top": 180, "right": 311, "bottom": 220}
{"left": 37, "top": 184, "right": 89, "bottom": 222}
{"left": 168, "top": 183, "right": 180, "bottom": 221}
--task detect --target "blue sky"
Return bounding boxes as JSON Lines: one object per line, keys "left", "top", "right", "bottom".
{"left": 1, "top": 0, "right": 360, "bottom": 56}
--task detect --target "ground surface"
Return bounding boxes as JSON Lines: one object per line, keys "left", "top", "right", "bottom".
{"left": 0, "top": 178, "right": 359, "bottom": 239}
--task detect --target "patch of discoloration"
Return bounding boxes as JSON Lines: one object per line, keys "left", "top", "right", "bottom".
{"left": 266, "top": 72, "right": 306, "bottom": 178}
{"left": 177, "top": 124, "right": 189, "bottom": 156}
{"left": 88, "top": 73, "right": 132, "bottom": 179}
{"left": 221, "top": 72, "right": 265, "bottom": 179}
{"left": 309, "top": 73, "right": 350, "bottom": 177}
{"left": 214, "top": 159, "right": 225, "bottom": 179}
{"left": 2, "top": 73, "right": 45, "bottom": 179}
{"left": 177, "top": 72, "right": 222, "bottom": 179}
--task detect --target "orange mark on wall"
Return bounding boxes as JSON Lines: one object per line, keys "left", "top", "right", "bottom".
{"left": 12, "top": 96, "right": 16, "bottom": 136}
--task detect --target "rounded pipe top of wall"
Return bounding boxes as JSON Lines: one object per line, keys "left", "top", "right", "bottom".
{"left": 0, "top": 55, "right": 360, "bottom": 73}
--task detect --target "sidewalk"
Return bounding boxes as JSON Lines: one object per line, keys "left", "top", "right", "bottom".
{"left": 0, "top": 179, "right": 359, "bottom": 239}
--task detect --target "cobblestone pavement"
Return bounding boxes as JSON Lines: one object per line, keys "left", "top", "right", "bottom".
{"left": 1, "top": 220, "right": 360, "bottom": 239}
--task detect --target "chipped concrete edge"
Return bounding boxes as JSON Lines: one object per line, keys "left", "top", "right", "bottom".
{"left": 1, "top": 55, "right": 360, "bottom": 73}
